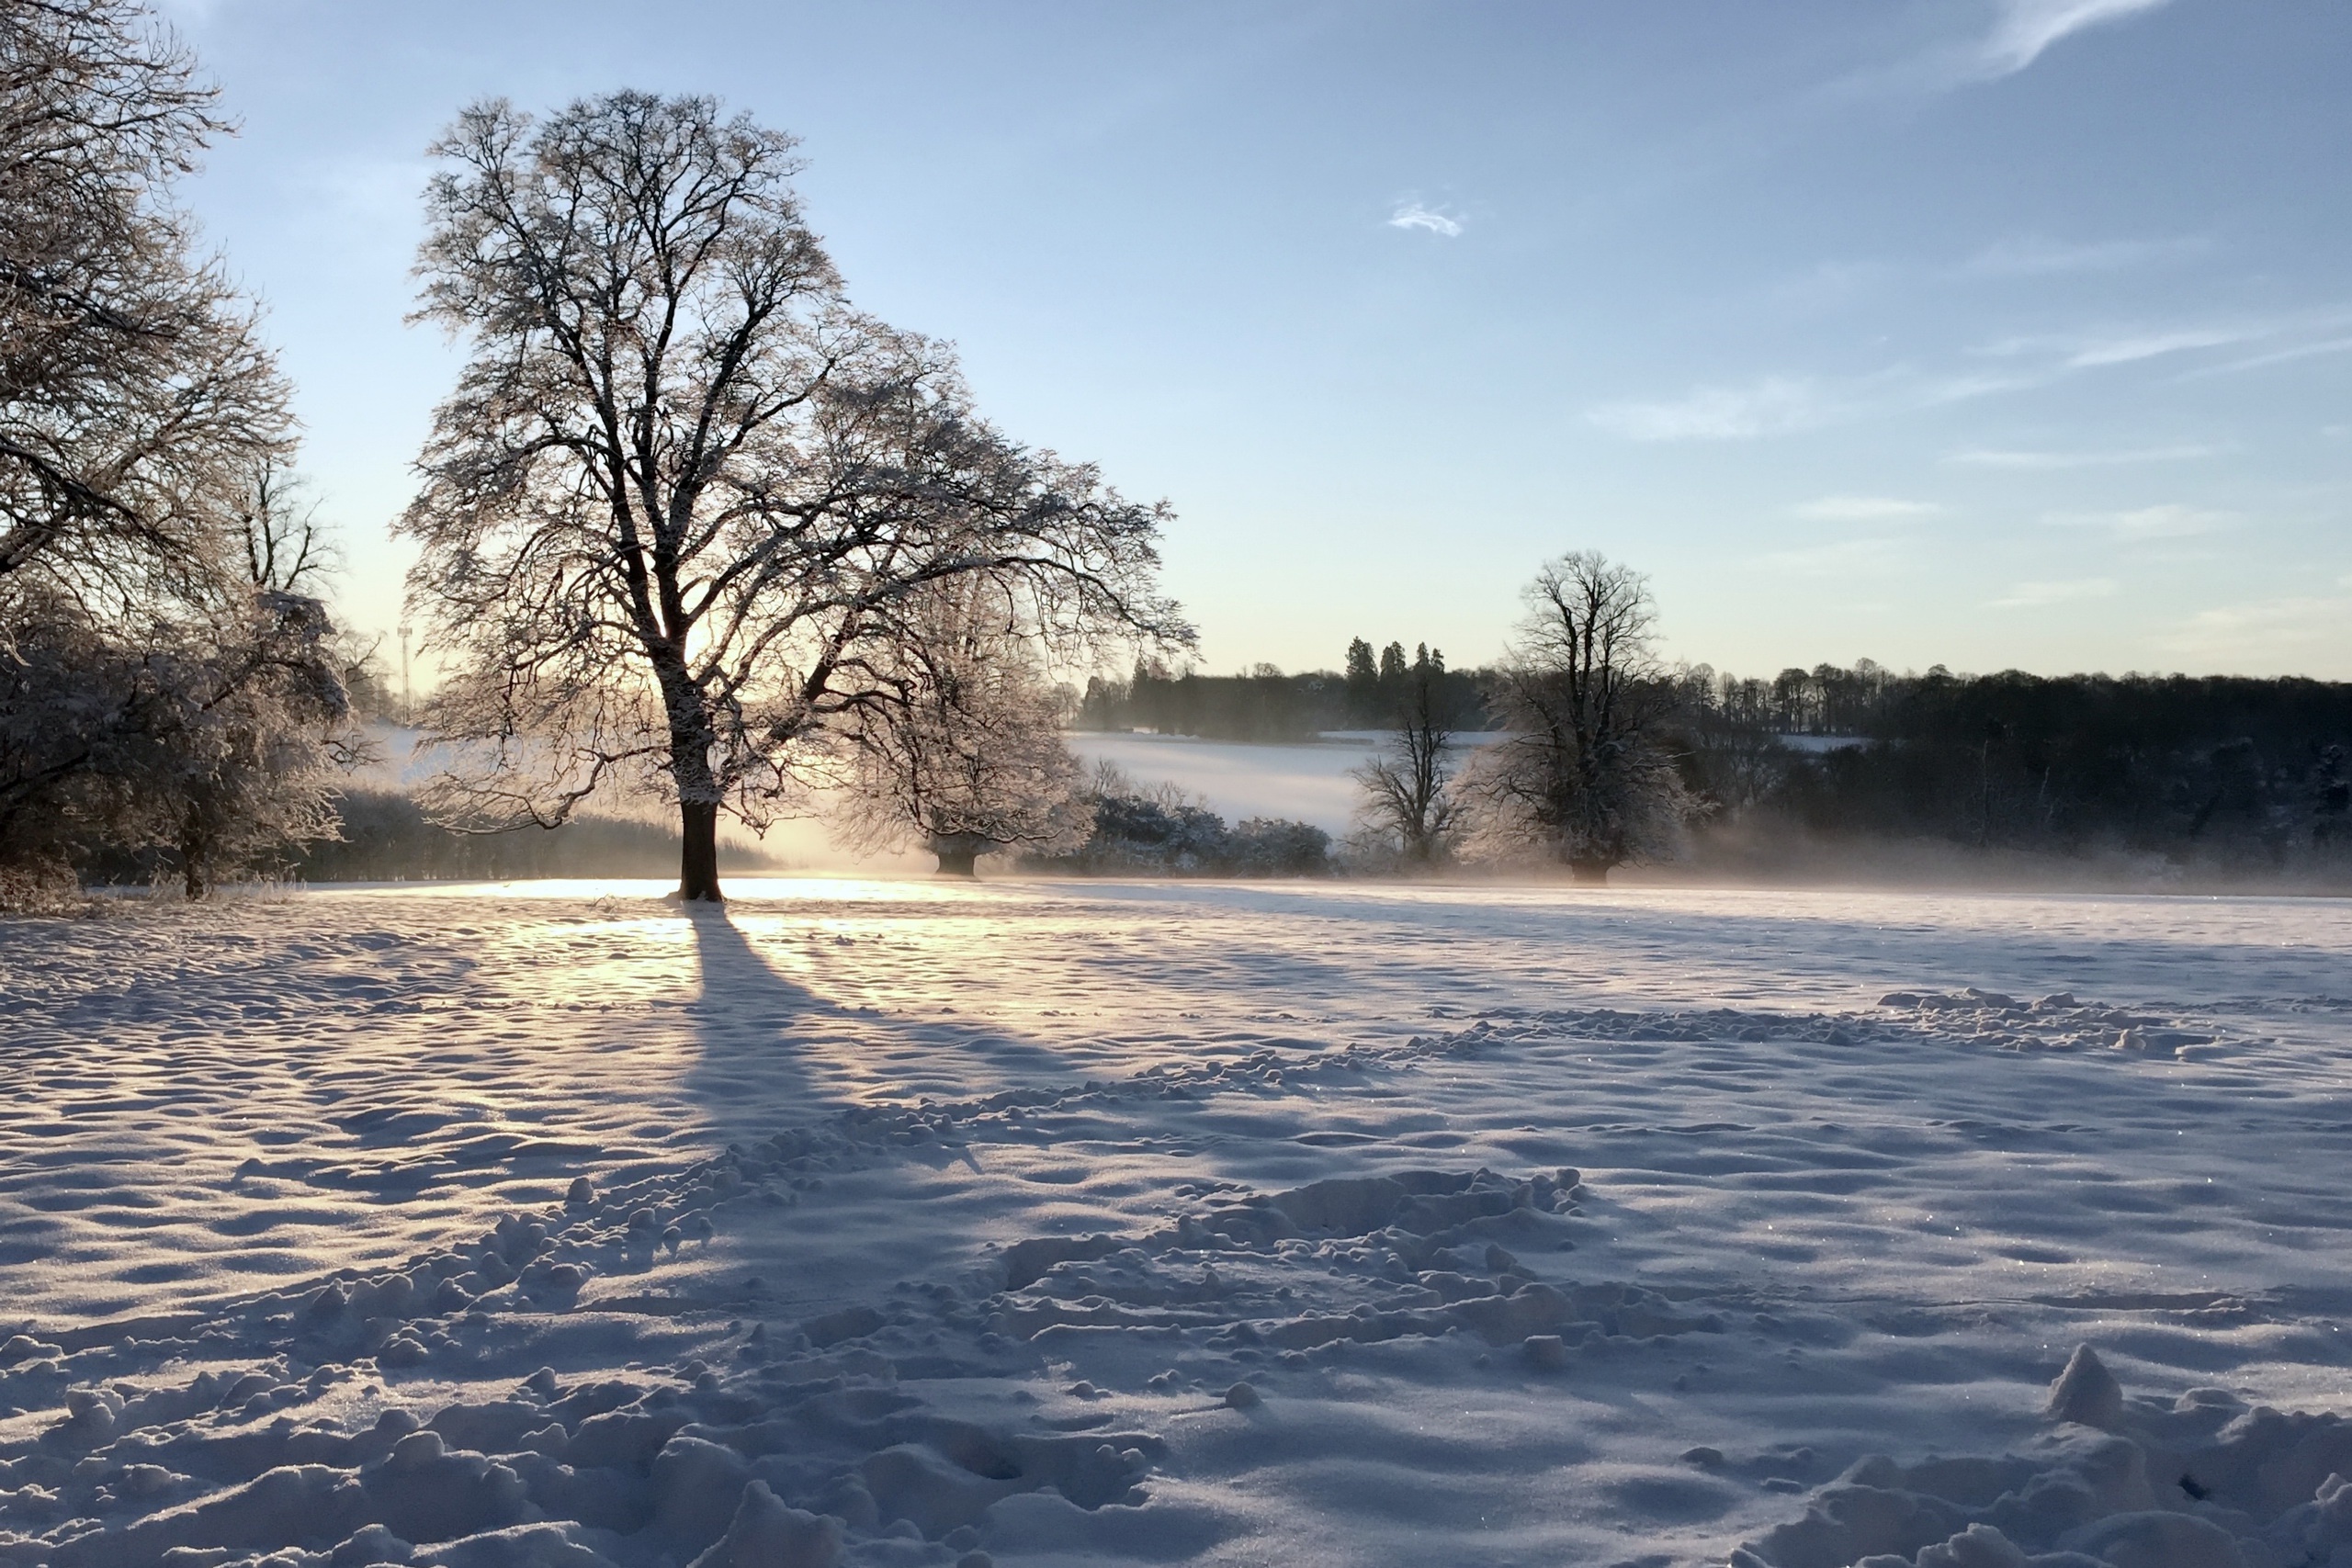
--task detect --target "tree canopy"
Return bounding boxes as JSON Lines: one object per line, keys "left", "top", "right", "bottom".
{"left": 401, "top": 91, "right": 1186, "bottom": 898}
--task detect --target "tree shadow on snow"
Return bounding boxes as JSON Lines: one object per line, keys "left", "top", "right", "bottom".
{"left": 679, "top": 899, "right": 1080, "bottom": 1151}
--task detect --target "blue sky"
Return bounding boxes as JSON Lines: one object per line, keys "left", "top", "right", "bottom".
{"left": 164, "top": 0, "right": 2351, "bottom": 681}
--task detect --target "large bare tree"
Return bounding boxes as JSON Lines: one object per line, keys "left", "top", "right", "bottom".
{"left": 1462, "top": 552, "right": 1695, "bottom": 883}
{"left": 400, "top": 92, "right": 1184, "bottom": 899}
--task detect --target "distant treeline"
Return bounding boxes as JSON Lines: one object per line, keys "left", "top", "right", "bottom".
{"left": 204, "top": 664, "right": 2352, "bottom": 885}
{"left": 1084, "top": 642, "right": 2351, "bottom": 870}
{"left": 1076, "top": 640, "right": 1489, "bottom": 739}
{"left": 1676, "top": 664, "right": 2352, "bottom": 863}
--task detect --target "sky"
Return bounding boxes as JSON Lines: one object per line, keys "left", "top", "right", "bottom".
{"left": 161, "top": 0, "right": 2352, "bottom": 682}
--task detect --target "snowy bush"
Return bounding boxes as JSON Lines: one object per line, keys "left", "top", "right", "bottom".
{"left": 1023, "top": 765, "right": 1329, "bottom": 877}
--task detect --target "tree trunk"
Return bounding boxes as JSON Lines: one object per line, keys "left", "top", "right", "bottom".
{"left": 678, "top": 800, "right": 723, "bottom": 901}
{"left": 933, "top": 839, "right": 979, "bottom": 877}
{"left": 180, "top": 809, "right": 206, "bottom": 899}
{"left": 1568, "top": 859, "right": 1611, "bottom": 886}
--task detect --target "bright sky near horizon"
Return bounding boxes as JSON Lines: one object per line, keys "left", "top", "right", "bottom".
{"left": 163, "top": 0, "right": 2350, "bottom": 682}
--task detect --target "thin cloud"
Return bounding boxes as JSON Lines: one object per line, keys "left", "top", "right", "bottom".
{"left": 1589, "top": 377, "right": 1830, "bottom": 441}
{"left": 1789, "top": 496, "right": 1945, "bottom": 523}
{"left": 2180, "top": 335, "right": 2352, "bottom": 380}
{"left": 1961, "top": 234, "right": 2203, "bottom": 277}
{"left": 1760, "top": 536, "right": 1910, "bottom": 578}
{"left": 1973, "top": 325, "right": 2256, "bottom": 368}
{"left": 1977, "top": 310, "right": 2352, "bottom": 375}
{"left": 2066, "top": 328, "right": 2253, "bottom": 368}
{"left": 1589, "top": 309, "right": 2341, "bottom": 446}
{"left": 1974, "top": 0, "right": 2172, "bottom": 79}
{"left": 1589, "top": 365, "right": 2028, "bottom": 443}
{"left": 1845, "top": 0, "right": 2173, "bottom": 98}
{"left": 1989, "top": 577, "right": 2119, "bottom": 609}
{"left": 2047, "top": 503, "right": 2239, "bottom": 541}
{"left": 1945, "top": 444, "right": 2220, "bottom": 468}
{"left": 1387, "top": 202, "right": 1464, "bottom": 238}
{"left": 2163, "top": 592, "right": 2352, "bottom": 668}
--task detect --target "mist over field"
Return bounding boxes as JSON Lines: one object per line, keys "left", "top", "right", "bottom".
{"left": 5, "top": 4, "right": 2351, "bottom": 1567}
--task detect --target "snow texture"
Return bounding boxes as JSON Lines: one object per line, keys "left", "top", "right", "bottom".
{"left": 3, "top": 878, "right": 2350, "bottom": 1567}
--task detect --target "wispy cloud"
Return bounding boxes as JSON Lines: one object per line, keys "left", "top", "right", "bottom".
{"left": 1973, "top": 0, "right": 2172, "bottom": 79}
{"left": 2047, "top": 503, "right": 2240, "bottom": 541}
{"left": 1989, "top": 577, "right": 2119, "bottom": 609}
{"left": 1973, "top": 324, "right": 2257, "bottom": 368}
{"left": 1591, "top": 309, "right": 2348, "bottom": 444}
{"left": 1944, "top": 444, "right": 2220, "bottom": 468}
{"left": 1848, "top": 0, "right": 2175, "bottom": 98}
{"left": 1386, "top": 202, "right": 1463, "bottom": 238}
{"left": 1589, "top": 364, "right": 2036, "bottom": 443}
{"left": 2179, "top": 335, "right": 2352, "bottom": 380}
{"left": 1760, "top": 536, "right": 1911, "bottom": 578}
{"left": 1789, "top": 496, "right": 1945, "bottom": 523}
{"left": 1589, "top": 377, "right": 1831, "bottom": 441}
{"left": 2163, "top": 592, "right": 2352, "bottom": 669}
{"left": 1961, "top": 233, "right": 2204, "bottom": 278}
{"left": 2067, "top": 328, "right": 2254, "bottom": 368}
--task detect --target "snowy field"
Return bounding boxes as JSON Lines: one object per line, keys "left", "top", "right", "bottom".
{"left": 5, "top": 878, "right": 2352, "bottom": 1568}
{"left": 1062, "top": 733, "right": 1396, "bottom": 835}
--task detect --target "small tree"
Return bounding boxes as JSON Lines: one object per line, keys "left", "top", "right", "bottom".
{"left": 829, "top": 583, "right": 1087, "bottom": 876}
{"left": 158, "top": 591, "right": 353, "bottom": 897}
{"left": 162, "top": 462, "right": 357, "bottom": 897}
{"left": 0, "top": 566, "right": 354, "bottom": 899}
{"left": 1463, "top": 551, "right": 1695, "bottom": 883}
{"left": 1353, "top": 643, "right": 1457, "bottom": 865}
{"left": 400, "top": 92, "right": 1184, "bottom": 901}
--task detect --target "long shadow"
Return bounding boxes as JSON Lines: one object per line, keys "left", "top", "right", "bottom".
{"left": 679, "top": 902, "right": 846, "bottom": 1148}
{"left": 673, "top": 896, "right": 1101, "bottom": 1321}
{"left": 678, "top": 896, "right": 1092, "bottom": 1150}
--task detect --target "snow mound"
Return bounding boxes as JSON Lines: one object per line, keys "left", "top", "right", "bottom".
{"left": 1739, "top": 1347, "right": 2352, "bottom": 1568}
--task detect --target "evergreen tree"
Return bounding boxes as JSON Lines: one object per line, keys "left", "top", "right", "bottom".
{"left": 1343, "top": 637, "right": 1378, "bottom": 722}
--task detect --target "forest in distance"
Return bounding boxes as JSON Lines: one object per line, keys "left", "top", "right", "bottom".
{"left": 1069, "top": 649, "right": 2352, "bottom": 884}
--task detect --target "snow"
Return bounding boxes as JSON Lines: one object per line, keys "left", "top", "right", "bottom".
{"left": 3, "top": 878, "right": 2351, "bottom": 1567}
{"left": 1063, "top": 733, "right": 1387, "bottom": 834}
{"left": 1062, "top": 733, "right": 1506, "bottom": 836}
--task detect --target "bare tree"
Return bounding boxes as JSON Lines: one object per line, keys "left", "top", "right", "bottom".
{"left": 1, "top": 0, "right": 290, "bottom": 600}
{"left": 1462, "top": 552, "right": 1696, "bottom": 883}
{"left": 1352, "top": 643, "right": 1457, "bottom": 865}
{"left": 0, "top": 0, "right": 337, "bottom": 903}
{"left": 0, "top": 459, "right": 359, "bottom": 899}
{"left": 828, "top": 581, "right": 1087, "bottom": 876}
{"left": 162, "top": 462, "right": 359, "bottom": 897}
{"left": 399, "top": 92, "right": 1185, "bottom": 900}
